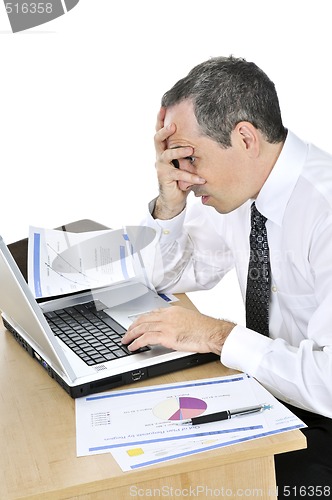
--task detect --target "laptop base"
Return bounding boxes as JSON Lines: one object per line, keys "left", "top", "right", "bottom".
{"left": 3, "top": 316, "right": 218, "bottom": 398}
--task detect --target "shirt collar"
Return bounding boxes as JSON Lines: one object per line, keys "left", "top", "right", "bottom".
{"left": 255, "top": 130, "right": 308, "bottom": 226}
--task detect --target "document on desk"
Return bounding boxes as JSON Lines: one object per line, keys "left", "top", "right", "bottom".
{"left": 75, "top": 373, "right": 306, "bottom": 471}
{"left": 27, "top": 226, "right": 153, "bottom": 298}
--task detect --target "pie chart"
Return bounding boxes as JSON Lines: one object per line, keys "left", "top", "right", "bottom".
{"left": 153, "top": 397, "right": 207, "bottom": 421}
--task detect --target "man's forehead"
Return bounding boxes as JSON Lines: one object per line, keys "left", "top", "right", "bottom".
{"left": 164, "top": 101, "right": 201, "bottom": 146}
{"left": 164, "top": 100, "right": 196, "bottom": 125}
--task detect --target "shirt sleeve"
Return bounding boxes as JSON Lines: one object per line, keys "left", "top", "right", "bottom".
{"left": 221, "top": 323, "right": 332, "bottom": 418}
{"left": 140, "top": 199, "right": 235, "bottom": 293}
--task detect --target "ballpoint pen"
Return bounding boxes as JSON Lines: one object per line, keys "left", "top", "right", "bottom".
{"left": 182, "top": 404, "right": 272, "bottom": 426}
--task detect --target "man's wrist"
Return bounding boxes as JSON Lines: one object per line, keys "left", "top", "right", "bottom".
{"left": 208, "top": 320, "right": 236, "bottom": 356}
{"left": 152, "top": 196, "right": 186, "bottom": 220}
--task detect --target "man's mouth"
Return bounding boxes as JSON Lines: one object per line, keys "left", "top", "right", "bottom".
{"left": 191, "top": 187, "right": 210, "bottom": 204}
{"left": 193, "top": 191, "right": 210, "bottom": 204}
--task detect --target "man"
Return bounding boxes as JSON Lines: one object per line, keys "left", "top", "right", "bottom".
{"left": 122, "top": 56, "right": 332, "bottom": 497}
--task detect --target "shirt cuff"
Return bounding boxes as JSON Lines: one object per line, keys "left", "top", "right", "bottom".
{"left": 221, "top": 324, "right": 272, "bottom": 375}
{"left": 147, "top": 198, "right": 187, "bottom": 247}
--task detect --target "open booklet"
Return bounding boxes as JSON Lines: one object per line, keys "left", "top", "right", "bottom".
{"left": 27, "top": 225, "right": 157, "bottom": 299}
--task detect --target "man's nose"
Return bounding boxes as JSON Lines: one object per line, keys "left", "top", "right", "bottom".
{"left": 178, "top": 179, "right": 194, "bottom": 191}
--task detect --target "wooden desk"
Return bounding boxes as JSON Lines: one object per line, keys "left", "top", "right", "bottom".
{"left": 0, "top": 294, "right": 306, "bottom": 500}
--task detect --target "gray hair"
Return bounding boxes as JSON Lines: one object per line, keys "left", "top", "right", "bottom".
{"left": 161, "top": 56, "right": 287, "bottom": 148}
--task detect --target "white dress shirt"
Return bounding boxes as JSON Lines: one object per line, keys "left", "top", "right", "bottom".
{"left": 142, "top": 130, "right": 332, "bottom": 418}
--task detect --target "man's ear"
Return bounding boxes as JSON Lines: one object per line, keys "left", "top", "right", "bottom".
{"left": 234, "top": 122, "right": 260, "bottom": 158}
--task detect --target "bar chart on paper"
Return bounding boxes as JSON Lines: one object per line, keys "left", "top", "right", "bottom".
{"left": 153, "top": 397, "right": 207, "bottom": 421}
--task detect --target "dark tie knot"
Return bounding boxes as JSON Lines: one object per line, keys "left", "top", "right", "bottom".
{"left": 251, "top": 202, "right": 267, "bottom": 229}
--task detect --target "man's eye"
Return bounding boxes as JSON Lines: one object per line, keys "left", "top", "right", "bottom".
{"left": 185, "top": 156, "right": 196, "bottom": 164}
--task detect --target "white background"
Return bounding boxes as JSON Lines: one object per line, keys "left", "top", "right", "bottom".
{"left": 0, "top": 0, "right": 331, "bottom": 323}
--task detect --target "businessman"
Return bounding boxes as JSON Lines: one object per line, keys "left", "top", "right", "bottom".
{"left": 122, "top": 56, "right": 332, "bottom": 497}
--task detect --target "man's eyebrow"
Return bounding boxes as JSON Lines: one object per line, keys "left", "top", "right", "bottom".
{"left": 170, "top": 145, "right": 196, "bottom": 153}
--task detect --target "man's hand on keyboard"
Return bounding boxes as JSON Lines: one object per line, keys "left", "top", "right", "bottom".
{"left": 122, "top": 306, "right": 236, "bottom": 356}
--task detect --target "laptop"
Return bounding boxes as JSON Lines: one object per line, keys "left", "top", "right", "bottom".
{"left": 0, "top": 224, "right": 217, "bottom": 398}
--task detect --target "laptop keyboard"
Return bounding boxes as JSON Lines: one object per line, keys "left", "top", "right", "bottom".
{"left": 44, "top": 300, "right": 149, "bottom": 366}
